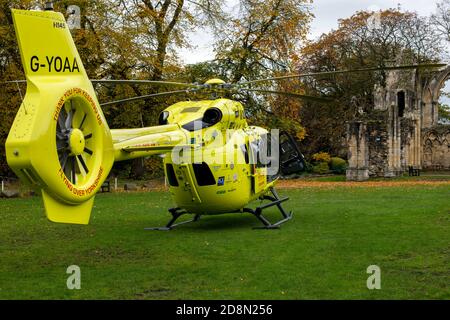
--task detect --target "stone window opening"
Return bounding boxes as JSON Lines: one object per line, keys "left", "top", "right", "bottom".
{"left": 397, "top": 91, "right": 405, "bottom": 117}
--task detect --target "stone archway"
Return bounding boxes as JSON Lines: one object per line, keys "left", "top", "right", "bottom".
{"left": 421, "top": 65, "right": 450, "bottom": 128}
{"left": 432, "top": 65, "right": 450, "bottom": 101}
{"left": 419, "top": 66, "right": 450, "bottom": 170}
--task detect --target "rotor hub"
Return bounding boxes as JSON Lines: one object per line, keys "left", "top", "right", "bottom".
{"left": 204, "top": 78, "right": 225, "bottom": 85}
{"left": 69, "top": 128, "right": 85, "bottom": 156}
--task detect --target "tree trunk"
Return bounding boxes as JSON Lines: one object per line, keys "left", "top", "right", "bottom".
{"left": 130, "top": 158, "right": 146, "bottom": 180}
{"left": 152, "top": 39, "right": 168, "bottom": 81}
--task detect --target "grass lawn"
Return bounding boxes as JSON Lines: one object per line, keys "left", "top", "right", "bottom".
{"left": 0, "top": 184, "right": 449, "bottom": 299}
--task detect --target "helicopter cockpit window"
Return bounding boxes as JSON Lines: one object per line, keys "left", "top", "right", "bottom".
{"left": 182, "top": 119, "right": 206, "bottom": 131}
{"left": 182, "top": 107, "right": 223, "bottom": 132}
{"left": 279, "top": 131, "right": 306, "bottom": 175}
{"left": 158, "top": 111, "right": 169, "bottom": 125}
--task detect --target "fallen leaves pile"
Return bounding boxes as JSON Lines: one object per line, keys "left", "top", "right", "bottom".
{"left": 277, "top": 179, "right": 450, "bottom": 189}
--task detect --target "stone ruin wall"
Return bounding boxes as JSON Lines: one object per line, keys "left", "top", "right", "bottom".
{"left": 422, "top": 126, "right": 450, "bottom": 170}
{"left": 367, "top": 119, "right": 389, "bottom": 177}
{"left": 346, "top": 64, "right": 450, "bottom": 181}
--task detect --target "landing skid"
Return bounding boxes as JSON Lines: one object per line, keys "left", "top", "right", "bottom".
{"left": 145, "top": 188, "right": 292, "bottom": 231}
{"left": 144, "top": 208, "right": 201, "bottom": 231}
{"left": 243, "top": 188, "right": 293, "bottom": 229}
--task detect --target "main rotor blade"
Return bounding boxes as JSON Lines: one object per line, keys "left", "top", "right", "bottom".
{"left": 237, "top": 63, "right": 447, "bottom": 86}
{"left": 241, "top": 88, "right": 334, "bottom": 104}
{"left": 100, "top": 89, "right": 194, "bottom": 107}
{"left": 91, "top": 79, "right": 198, "bottom": 88}
{"left": 2, "top": 79, "right": 198, "bottom": 88}
{"left": 1, "top": 80, "right": 26, "bottom": 84}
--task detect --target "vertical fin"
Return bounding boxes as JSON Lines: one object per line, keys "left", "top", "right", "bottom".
{"left": 12, "top": 9, "right": 87, "bottom": 78}
{"left": 42, "top": 189, "right": 94, "bottom": 225}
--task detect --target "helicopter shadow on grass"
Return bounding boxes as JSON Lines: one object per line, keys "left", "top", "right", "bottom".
{"left": 173, "top": 209, "right": 288, "bottom": 232}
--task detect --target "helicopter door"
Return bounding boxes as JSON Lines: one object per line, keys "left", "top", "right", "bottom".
{"left": 279, "top": 131, "right": 306, "bottom": 175}
{"left": 179, "top": 164, "right": 201, "bottom": 203}
{"left": 249, "top": 139, "right": 267, "bottom": 194}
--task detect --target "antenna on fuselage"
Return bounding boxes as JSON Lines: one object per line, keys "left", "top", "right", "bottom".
{"left": 44, "top": 1, "right": 54, "bottom": 10}
{"left": 44, "top": 0, "right": 63, "bottom": 11}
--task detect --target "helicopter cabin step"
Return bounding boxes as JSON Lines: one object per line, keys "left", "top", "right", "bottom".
{"left": 243, "top": 188, "right": 293, "bottom": 229}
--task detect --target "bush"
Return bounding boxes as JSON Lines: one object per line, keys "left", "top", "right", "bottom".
{"left": 144, "top": 156, "right": 165, "bottom": 179}
{"left": 312, "top": 162, "right": 330, "bottom": 174}
{"left": 312, "top": 152, "right": 331, "bottom": 163}
{"left": 305, "top": 161, "right": 314, "bottom": 173}
{"left": 329, "top": 157, "right": 347, "bottom": 174}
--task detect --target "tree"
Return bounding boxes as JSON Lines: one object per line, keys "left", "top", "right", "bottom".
{"left": 431, "top": 0, "right": 450, "bottom": 43}
{"left": 215, "top": 0, "right": 312, "bottom": 82}
{"left": 212, "top": 0, "right": 312, "bottom": 139}
{"left": 117, "top": 0, "right": 225, "bottom": 81}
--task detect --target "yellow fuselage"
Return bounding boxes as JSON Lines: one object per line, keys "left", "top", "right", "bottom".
{"left": 111, "top": 98, "right": 275, "bottom": 215}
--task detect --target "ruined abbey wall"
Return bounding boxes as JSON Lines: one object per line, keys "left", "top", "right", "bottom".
{"left": 422, "top": 126, "right": 450, "bottom": 170}
{"left": 346, "top": 65, "right": 450, "bottom": 181}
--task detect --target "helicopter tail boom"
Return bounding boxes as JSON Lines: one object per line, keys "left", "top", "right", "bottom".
{"left": 111, "top": 124, "right": 191, "bottom": 161}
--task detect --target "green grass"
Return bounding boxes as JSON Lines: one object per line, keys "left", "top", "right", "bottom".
{"left": 0, "top": 185, "right": 449, "bottom": 299}
{"left": 300, "top": 175, "right": 347, "bottom": 182}
{"left": 301, "top": 173, "right": 450, "bottom": 182}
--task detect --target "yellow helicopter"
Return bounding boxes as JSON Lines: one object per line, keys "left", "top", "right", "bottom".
{"left": 5, "top": 8, "right": 445, "bottom": 230}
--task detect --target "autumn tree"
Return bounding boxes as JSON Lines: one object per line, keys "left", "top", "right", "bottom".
{"left": 115, "top": 0, "right": 225, "bottom": 81}
{"left": 215, "top": 0, "right": 312, "bottom": 82}
{"left": 211, "top": 0, "right": 312, "bottom": 139}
